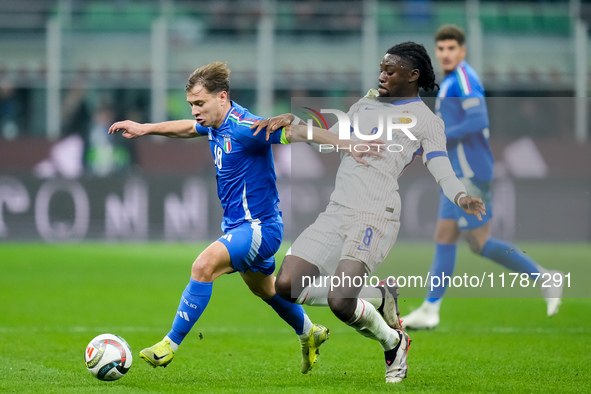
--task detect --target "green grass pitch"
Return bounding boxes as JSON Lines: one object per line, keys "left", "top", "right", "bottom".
{"left": 1, "top": 243, "right": 590, "bottom": 393}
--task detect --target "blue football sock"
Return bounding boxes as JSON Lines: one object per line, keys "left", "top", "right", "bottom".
{"left": 480, "top": 238, "right": 540, "bottom": 276}
{"left": 167, "top": 279, "right": 212, "bottom": 346}
{"left": 264, "top": 294, "right": 307, "bottom": 335}
{"left": 426, "top": 243, "right": 457, "bottom": 303}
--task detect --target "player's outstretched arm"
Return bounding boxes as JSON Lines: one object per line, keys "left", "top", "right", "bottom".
{"left": 251, "top": 113, "right": 383, "bottom": 165}
{"left": 108, "top": 119, "right": 200, "bottom": 139}
{"left": 250, "top": 114, "right": 298, "bottom": 141}
{"left": 289, "top": 124, "right": 383, "bottom": 166}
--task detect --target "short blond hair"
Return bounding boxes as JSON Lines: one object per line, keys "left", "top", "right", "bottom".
{"left": 186, "top": 61, "right": 230, "bottom": 94}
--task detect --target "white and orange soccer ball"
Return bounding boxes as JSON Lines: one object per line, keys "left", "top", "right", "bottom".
{"left": 85, "top": 334, "right": 133, "bottom": 381}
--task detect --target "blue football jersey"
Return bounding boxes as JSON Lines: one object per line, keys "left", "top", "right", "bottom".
{"left": 195, "top": 101, "right": 284, "bottom": 231}
{"left": 436, "top": 61, "right": 494, "bottom": 182}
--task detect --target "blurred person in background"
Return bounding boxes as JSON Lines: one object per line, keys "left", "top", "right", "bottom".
{"left": 34, "top": 84, "right": 135, "bottom": 178}
{"left": 33, "top": 81, "right": 89, "bottom": 179}
{"left": 0, "top": 78, "right": 20, "bottom": 140}
{"left": 87, "top": 104, "right": 136, "bottom": 177}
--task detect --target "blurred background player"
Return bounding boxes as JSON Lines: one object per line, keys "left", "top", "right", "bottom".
{"left": 401, "top": 25, "right": 564, "bottom": 330}
{"left": 254, "top": 42, "right": 487, "bottom": 383}
{"left": 108, "top": 61, "right": 373, "bottom": 374}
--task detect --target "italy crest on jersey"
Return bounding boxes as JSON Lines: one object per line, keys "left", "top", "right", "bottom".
{"left": 223, "top": 135, "right": 232, "bottom": 153}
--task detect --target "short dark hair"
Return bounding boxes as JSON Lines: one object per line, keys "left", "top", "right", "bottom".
{"left": 386, "top": 42, "right": 438, "bottom": 92}
{"left": 434, "top": 24, "right": 466, "bottom": 46}
{"left": 186, "top": 61, "right": 230, "bottom": 94}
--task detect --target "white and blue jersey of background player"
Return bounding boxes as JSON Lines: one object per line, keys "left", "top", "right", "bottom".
{"left": 435, "top": 60, "right": 494, "bottom": 229}
{"left": 195, "top": 101, "right": 285, "bottom": 276}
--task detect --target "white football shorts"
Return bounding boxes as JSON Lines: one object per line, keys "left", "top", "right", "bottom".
{"left": 288, "top": 201, "right": 400, "bottom": 275}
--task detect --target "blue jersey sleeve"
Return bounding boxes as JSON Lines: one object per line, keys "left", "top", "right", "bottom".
{"left": 195, "top": 123, "right": 209, "bottom": 136}
{"left": 239, "top": 123, "right": 283, "bottom": 148}
{"left": 442, "top": 68, "right": 489, "bottom": 141}
{"left": 444, "top": 97, "right": 489, "bottom": 141}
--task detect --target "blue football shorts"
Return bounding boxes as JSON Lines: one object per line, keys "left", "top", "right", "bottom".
{"left": 217, "top": 219, "right": 283, "bottom": 276}
{"left": 437, "top": 178, "right": 493, "bottom": 230}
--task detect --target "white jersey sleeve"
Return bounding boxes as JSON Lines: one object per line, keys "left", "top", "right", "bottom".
{"left": 426, "top": 156, "right": 467, "bottom": 206}
{"left": 305, "top": 121, "right": 340, "bottom": 153}
{"left": 418, "top": 115, "right": 448, "bottom": 165}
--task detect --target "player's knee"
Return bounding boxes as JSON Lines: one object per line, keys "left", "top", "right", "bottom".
{"left": 327, "top": 297, "right": 355, "bottom": 323}
{"left": 434, "top": 220, "right": 460, "bottom": 244}
{"left": 191, "top": 258, "right": 215, "bottom": 282}
{"left": 467, "top": 240, "right": 482, "bottom": 254}
{"left": 275, "top": 273, "right": 295, "bottom": 302}
{"left": 434, "top": 230, "right": 457, "bottom": 244}
{"left": 465, "top": 233, "right": 485, "bottom": 254}
{"left": 247, "top": 283, "right": 274, "bottom": 299}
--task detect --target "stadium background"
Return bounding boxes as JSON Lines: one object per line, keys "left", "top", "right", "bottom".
{"left": 0, "top": 0, "right": 589, "bottom": 245}
{"left": 1, "top": 1, "right": 590, "bottom": 392}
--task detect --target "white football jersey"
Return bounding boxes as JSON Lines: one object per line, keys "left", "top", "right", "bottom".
{"left": 328, "top": 96, "right": 447, "bottom": 218}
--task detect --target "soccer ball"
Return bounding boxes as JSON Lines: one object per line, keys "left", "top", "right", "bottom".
{"left": 85, "top": 333, "right": 133, "bottom": 381}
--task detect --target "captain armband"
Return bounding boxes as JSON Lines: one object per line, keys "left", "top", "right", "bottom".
{"left": 279, "top": 115, "right": 301, "bottom": 144}
{"left": 280, "top": 127, "right": 290, "bottom": 145}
